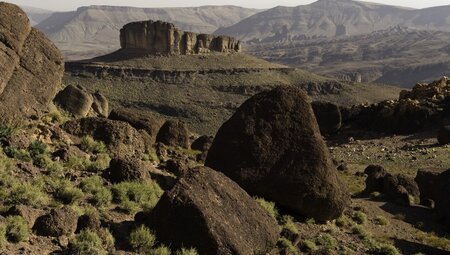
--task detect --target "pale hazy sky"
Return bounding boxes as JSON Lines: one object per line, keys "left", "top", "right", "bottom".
{"left": 4, "top": 0, "right": 450, "bottom": 11}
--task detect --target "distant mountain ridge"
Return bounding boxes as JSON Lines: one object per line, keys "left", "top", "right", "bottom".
{"left": 35, "top": 5, "right": 262, "bottom": 60}
{"left": 20, "top": 5, "right": 53, "bottom": 26}
{"left": 216, "top": 0, "right": 450, "bottom": 42}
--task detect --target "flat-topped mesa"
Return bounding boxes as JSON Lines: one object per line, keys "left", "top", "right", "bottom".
{"left": 120, "top": 20, "right": 241, "bottom": 55}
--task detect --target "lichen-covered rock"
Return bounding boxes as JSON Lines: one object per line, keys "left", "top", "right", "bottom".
{"left": 63, "top": 117, "right": 146, "bottom": 158}
{"left": 33, "top": 206, "right": 78, "bottom": 237}
{"left": 155, "top": 120, "right": 190, "bottom": 149}
{"left": 205, "top": 86, "right": 349, "bottom": 221}
{"left": 0, "top": 2, "right": 64, "bottom": 120}
{"left": 147, "top": 166, "right": 280, "bottom": 254}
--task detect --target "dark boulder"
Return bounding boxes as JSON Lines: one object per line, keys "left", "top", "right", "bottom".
{"left": 156, "top": 120, "right": 190, "bottom": 149}
{"left": 108, "top": 107, "right": 164, "bottom": 143}
{"left": 191, "top": 135, "right": 214, "bottom": 151}
{"left": 311, "top": 101, "right": 342, "bottom": 135}
{"left": 63, "top": 117, "right": 146, "bottom": 158}
{"left": 103, "top": 157, "right": 149, "bottom": 183}
{"left": 205, "top": 86, "right": 349, "bottom": 221}
{"left": 415, "top": 169, "right": 442, "bottom": 206}
{"left": 433, "top": 169, "right": 450, "bottom": 230}
{"left": 0, "top": 3, "right": 64, "bottom": 121}
{"left": 91, "top": 91, "right": 109, "bottom": 117}
{"left": 437, "top": 126, "right": 450, "bottom": 145}
{"left": 364, "top": 165, "right": 387, "bottom": 194}
{"left": 147, "top": 166, "right": 280, "bottom": 254}
{"left": 33, "top": 206, "right": 78, "bottom": 237}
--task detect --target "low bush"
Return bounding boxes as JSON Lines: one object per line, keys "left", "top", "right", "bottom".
{"left": 80, "top": 136, "right": 106, "bottom": 154}
{"left": 353, "top": 211, "right": 368, "bottom": 225}
{"left": 315, "top": 234, "right": 337, "bottom": 251}
{"left": 70, "top": 229, "right": 107, "bottom": 255}
{"left": 0, "top": 224, "right": 6, "bottom": 248}
{"left": 300, "top": 240, "right": 317, "bottom": 252}
{"left": 5, "top": 216, "right": 29, "bottom": 243}
{"left": 277, "top": 238, "right": 299, "bottom": 255}
{"left": 150, "top": 245, "right": 172, "bottom": 255}
{"left": 129, "top": 225, "right": 156, "bottom": 253}
{"left": 369, "top": 243, "right": 400, "bottom": 255}
{"left": 374, "top": 215, "right": 389, "bottom": 226}
{"left": 111, "top": 180, "right": 163, "bottom": 214}
{"left": 255, "top": 197, "right": 278, "bottom": 219}
{"left": 9, "top": 182, "right": 49, "bottom": 208}
{"left": 176, "top": 248, "right": 199, "bottom": 255}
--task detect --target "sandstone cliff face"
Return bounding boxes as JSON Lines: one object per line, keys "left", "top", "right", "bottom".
{"left": 0, "top": 3, "right": 64, "bottom": 120}
{"left": 120, "top": 20, "right": 241, "bottom": 55}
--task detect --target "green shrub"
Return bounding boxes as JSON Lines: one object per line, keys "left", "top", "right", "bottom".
{"left": 255, "top": 197, "right": 278, "bottom": 219}
{"left": 112, "top": 181, "right": 163, "bottom": 214}
{"left": 80, "top": 176, "right": 104, "bottom": 193}
{"left": 0, "top": 224, "right": 6, "bottom": 248}
{"left": 281, "top": 215, "right": 299, "bottom": 236}
{"left": 335, "top": 215, "right": 351, "bottom": 228}
{"left": 129, "top": 225, "right": 156, "bottom": 253}
{"left": 5, "top": 216, "right": 29, "bottom": 243}
{"left": 92, "top": 187, "right": 112, "bottom": 207}
{"left": 369, "top": 243, "right": 400, "bottom": 255}
{"left": 9, "top": 182, "right": 49, "bottom": 208}
{"left": 176, "top": 248, "right": 199, "bottom": 255}
{"left": 300, "top": 240, "right": 317, "bottom": 252}
{"left": 315, "top": 234, "right": 337, "bottom": 251}
{"left": 70, "top": 229, "right": 107, "bottom": 255}
{"left": 80, "top": 136, "right": 106, "bottom": 154}
{"left": 28, "top": 140, "right": 48, "bottom": 157}
{"left": 51, "top": 179, "right": 84, "bottom": 204}
{"left": 4, "top": 147, "right": 32, "bottom": 161}
{"left": 150, "top": 245, "right": 172, "bottom": 255}
{"left": 118, "top": 200, "right": 139, "bottom": 215}
{"left": 86, "top": 153, "right": 111, "bottom": 172}
{"left": 352, "top": 225, "right": 370, "bottom": 240}
{"left": 0, "top": 125, "right": 13, "bottom": 145}
{"left": 67, "top": 156, "right": 89, "bottom": 171}
{"left": 353, "top": 211, "right": 368, "bottom": 225}
{"left": 374, "top": 215, "right": 389, "bottom": 226}
{"left": 277, "top": 238, "right": 299, "bottom": 255}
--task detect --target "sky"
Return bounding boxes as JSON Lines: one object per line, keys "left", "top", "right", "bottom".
{"left": 4, "top": 0, "right": 450, "bottom": 11}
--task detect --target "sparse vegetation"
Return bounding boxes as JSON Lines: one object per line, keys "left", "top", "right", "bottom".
{"left": 315, "top": 234, "right": 337, "bottom": 251}
{"left": 5, "top": 216, "right": 29, "bottom": 243}
{"left": 80, "top": 136, "right": 106, "bottom": 154}
{"left": 150, "top": 245, "right": 172, "bottom": 255}
{"left": 281, "top": 215, "right": 299, "bottom": 236}
{"left": 352, "top": 225, "right": 370, "bottom": 240}
{"left": 70, "top": 229, "right": 107, "bottom": 255}
{"left": 374, "top": 215, "right": 389, "bottom": 226}
{"left": 255, "top": 197, "right": 278, "bottom": 219}
{"left": 176, "top": 248, "right": 199, "bottom": 255}
{"left": 369, "top": 243, "right": 400, "bottom": 255}
{"left": 278, "top": 237, "right": 300, "bottom": 255}
{"left": 300, "top": 240, "right": 318, "bottom": 252}
{"left": 129, "top": 225, "right": 156, "bottom": 253}
{"left": 112, "top": 180, "right": 163, "bottom": 214}
{"left": 353, "top": 211, "right": 368, "bottom": 225}
{"left": 0, "top": 224, "right": 6, "bottom": 248}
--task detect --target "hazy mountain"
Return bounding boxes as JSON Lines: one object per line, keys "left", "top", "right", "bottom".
{"left": 20, "top": 5, "right": 53, "bottom": 26}
{"left": 36, "top": 5, "right": 262, "bottom": 60}
{"left": 216, "top": 0, "right": 450, "bottom": 42}
{"left": 246, "top": 26, "right": 450, "bottom": 87}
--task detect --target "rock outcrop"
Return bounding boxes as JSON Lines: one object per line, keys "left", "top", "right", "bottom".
{"left": 312, "top": 101, "right": 342, "bottom": 135}
{"left": 33, "top": 206, "right": 78, "bottom": 237}
{"left": 103, "top": 157, "right": 149, "bottom": 183}
{"left": 147, "top": 166, "right": 280, "bottom": 254}
{"left": 0, "top": 2, "right": 64, "bottom": 120}
{"left": 120, "top": 20, "right": 241, "bottom": 55}
{"left": 205, "top": 86, "right": 349, "bottom": 221}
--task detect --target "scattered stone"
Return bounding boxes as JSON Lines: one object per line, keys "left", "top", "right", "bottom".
{"left": 0, "top": 2, "right": 63, "bottom": 121}
{"left": 103, "top": 157, "right": 149, "bottom": 183}
{"left": 147, "top": 166, "right": 280, "bottom": 254}
{"left": 311, "top": 101, "right": 342, "bottom": 135}
{"left": 33, "top": 206, "right": 78, "bottom": 237}
{"left": 205, "top": 86, "right": 349, "bottom": 221}
{"left": 156, "top": 120, "right": 190, "bottom": 149}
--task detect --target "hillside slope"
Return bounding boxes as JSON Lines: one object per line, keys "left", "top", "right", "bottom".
{"left": 36, "top": 5, "right": 261, "bottom": 60}
{"left": 246, "top": 27, "right": 450, "bottom": 87}
{"left": 216, "top": 0, "right": 450, "bottom": 42}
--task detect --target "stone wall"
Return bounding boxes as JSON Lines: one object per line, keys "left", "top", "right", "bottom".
{"left": 120, "top": 20, "right": 241, "bottom": 55}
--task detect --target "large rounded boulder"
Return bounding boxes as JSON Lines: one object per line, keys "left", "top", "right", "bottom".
{"left": 147, "top": 166, "right": 280, "bottom": 254}
{"left": 155, "top": 120, "right": 190, "bottom": 149}
{"left": 437, "top": 126, "right": 450, "bottom": 145}
{"left": 0, "top": 2, "right": 64, "bottom": 120}
{"left": 54, "top": 85, "right": 94, "bottom": 117}
{"left": 205, "top": 86, "right": 349, "bottom": 221}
